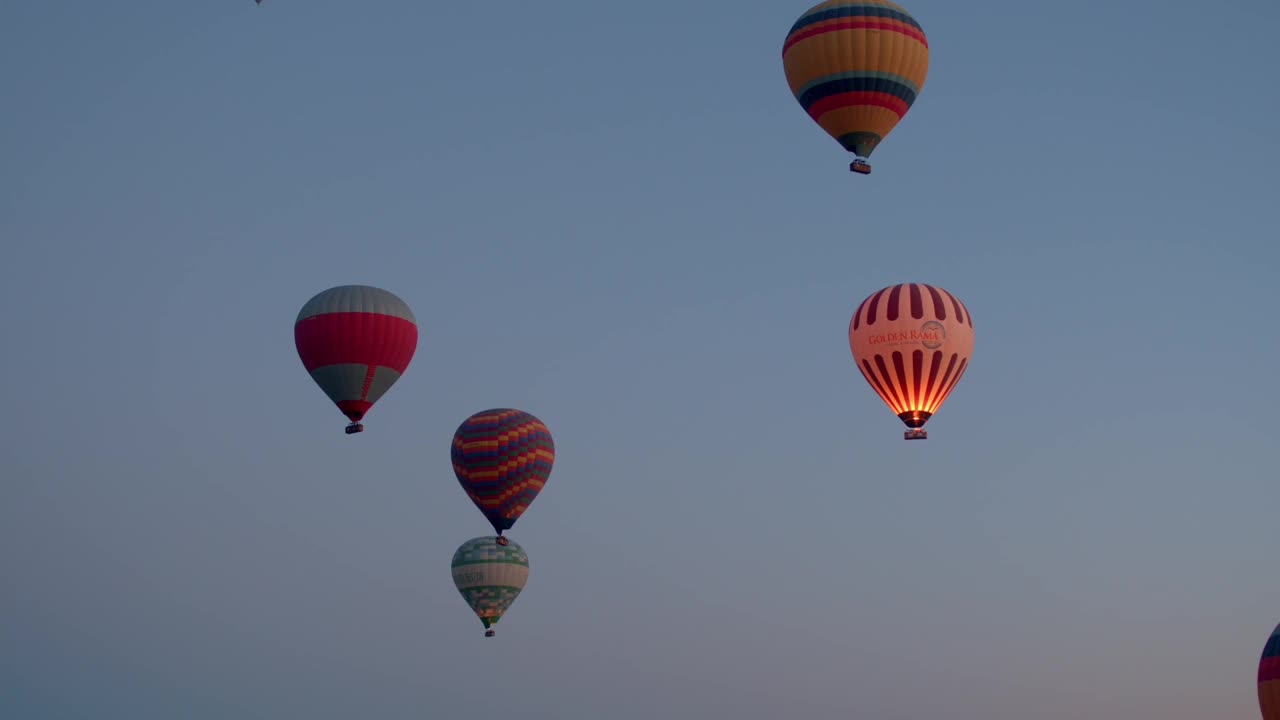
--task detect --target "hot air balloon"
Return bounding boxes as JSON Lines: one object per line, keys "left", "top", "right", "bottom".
{"left": 782, "top": 0, "right": 929, "bottom": 175}
{"left": 452, "top": 409, "right": 554, "bottom": 543}
{"left": 848, "top": 283, "right": 973, "bottom": 440}
{"left": 1262, "top": 623, "right": 1280, "bottom": 720}
{"left": 451, "top": 536, "right": 530, "bottom": 637}
{"left": 294, "top": 285, "right": 418, "bottom": 434}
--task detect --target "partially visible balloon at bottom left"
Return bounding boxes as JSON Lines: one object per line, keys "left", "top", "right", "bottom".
{"left": 451, "top": 536, "right": 529, "bottom": 637}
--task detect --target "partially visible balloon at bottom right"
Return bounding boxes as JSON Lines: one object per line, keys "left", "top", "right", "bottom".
{"left": 1261, "top": 623, "right": 1280, "bottom": 720}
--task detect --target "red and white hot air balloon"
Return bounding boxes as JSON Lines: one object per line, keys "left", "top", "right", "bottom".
{"left": 294, "top": 285, "right": 418, "bottom": 434}
{"left": 848, "top": 283, "right": 973, "bottom": 440}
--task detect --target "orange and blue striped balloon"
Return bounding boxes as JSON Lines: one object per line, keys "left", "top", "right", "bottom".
{"left": 782, "top": 1, "right": 929, "bottom": 171}
{"left": 1262, "top": 623, "right": 1280, "bottom": 720}
{"left": 452, "top": 409, "right": 555, "bottom": 536}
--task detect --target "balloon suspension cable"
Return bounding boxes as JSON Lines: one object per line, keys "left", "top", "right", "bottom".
{"left": 345, "top": 422, "right": 364, "bottom": 435}
{"left": 904, "top": 428, "right": 927, "bottom": 441}
{"left": 496, "top": 535, "right": 510, "bottom": 546}
{"left": 850, "top": 157, "right": 872, "bottom": 175}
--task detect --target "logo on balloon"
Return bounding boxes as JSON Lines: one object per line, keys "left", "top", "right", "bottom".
{"left": 866, "top": 322, "right": 947, "bottom": 349}
{"left": 921, "top": 321, "right": 945, "bottom": 350}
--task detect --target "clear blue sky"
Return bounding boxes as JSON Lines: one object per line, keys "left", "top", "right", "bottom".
{"left": 2, "top": 1, "right": 1277, "bottom": 718}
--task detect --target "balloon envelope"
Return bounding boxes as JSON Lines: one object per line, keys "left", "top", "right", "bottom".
{"left": 452, "top": 409, "right": 554, "bottom": 535}
{"left": 848, "top": 283, "right": 973, "bottom": 438}
{"left": 782, "top": 0, "right": 929, "bottom": 164}
{"left": 451, "top": 536, "right": 529, "bottom": 635}
{"left": 294, "top": 285, "right": 417, "bottom": 429}
{"left": 1262, "top": 624, "right": 1280, "bottom": 720}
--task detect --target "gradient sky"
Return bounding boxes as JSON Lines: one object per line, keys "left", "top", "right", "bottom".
{"left": 3, "top": 1, "right": 1278, "bottom": 718}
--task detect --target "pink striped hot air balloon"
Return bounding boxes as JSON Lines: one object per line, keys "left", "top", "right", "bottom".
{"left": 848, "top": 282, "right": 973, "bottom": 440}
{"left": 294, "top": 285, "right": 418, "bottom": 434}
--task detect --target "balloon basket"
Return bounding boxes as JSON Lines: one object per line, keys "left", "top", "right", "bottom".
{"left": 850, "top": 159, "right": 871, "bottom": 175}
{"left": 495, "top": 536, "right": 510, "bottom": 547}
{"left": 904, "top": 429, "right": 927, "bottom": 440}
{"left": 345, "top": 422, "right": 364, "bottom": 435}
{"left": 485, "top": 629, "right": 496, "bottom": 638}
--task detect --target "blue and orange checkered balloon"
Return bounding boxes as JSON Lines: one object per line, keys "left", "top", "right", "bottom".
{"left": 451, "top": 409, "right": 555, "bottom": 535}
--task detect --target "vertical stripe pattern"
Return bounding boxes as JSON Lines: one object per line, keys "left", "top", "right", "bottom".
{"left": 294, "top": 285, "right": 418, "bottom": 424}
{"left": 452, "top": 409, "right": 555, "bottom": 535}
{"left": 1262, "top": 623, "right": 1280, "bottom": 720}
{"left": 782, "top": 1, "right": 929, "bottom": 159}
{"left": 451, "top": 536, "right": 530, "bottom": 632}
{"left": 848, "top": 283, "right": 974, "bottom": 431}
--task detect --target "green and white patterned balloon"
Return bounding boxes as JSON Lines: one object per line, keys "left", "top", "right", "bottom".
{"left": 451, "top": 536, "right": 529, "bottom": 637}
